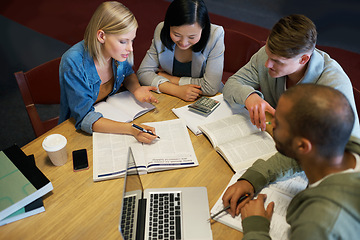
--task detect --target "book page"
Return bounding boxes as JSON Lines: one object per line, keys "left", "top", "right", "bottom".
{"left": 172, "top": 94, "right": 248, "bottom": 135}
{"left": 269, "top": 171, "right": 308, "bottom": 197}
{"left": 93, "top": 132, "right": 140, "bottom": 181}
{"left": 211, "top": 171, "right": 307, "bottom": 240}
{"left": 198, "top": 113, "right": 259, "bottom": 148}
{"left": 217, "top": 131, "right": 277, "bottom": 171}
{"left": 94, "top": 91, "right": 155, "bottom": 123}
{"left": 261, "top": 188, "right": 292, "bottom": 240}
{"left": 141, "top": 119, "right": 198, "bottom": 171}
{"left": 93, "top": 119, "right": 198, "bottom": 181}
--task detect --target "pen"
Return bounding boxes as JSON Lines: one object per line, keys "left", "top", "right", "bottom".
{"left": 208, "top": 193, "right": 250, "bottom": 221}
{"left": 132, "top": 124, "right": 160, "bottom": 139}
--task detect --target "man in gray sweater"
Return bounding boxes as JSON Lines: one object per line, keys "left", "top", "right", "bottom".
{"left": 222, "top": 84, "right": 360, "bottom": 239}
{"left": 222, "top": 14, "right": 360, "bottom": 138}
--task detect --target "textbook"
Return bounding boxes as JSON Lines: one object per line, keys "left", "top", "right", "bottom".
{"left": 211, "top": 170, "right": 308, "bottom": 239}
{"left": 94, "top": 90, "right": 155, "bottom": 123}
{"left": 198, "top": 113, "right": 277, "bottom": 172}
{"left": 172, "top": 94, "right": 248, "bottom": 135}
{"left": 0, "top": 155, "right": 45, "bottom": 226}
{"left": 93, "top": 119, "right": 198, "bottom": 181}
{"left": 0, "top": 145, "right": 53, "bottom": 221}
{"left": 0, "top": 197, "right": 44, "bottom": 226}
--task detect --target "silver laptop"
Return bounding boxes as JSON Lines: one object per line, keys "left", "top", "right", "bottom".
{"left": 119, "top": 147, "right": 213, "bottom": 240}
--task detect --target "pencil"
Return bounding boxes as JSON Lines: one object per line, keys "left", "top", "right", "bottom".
{"left": 208, "top": 193, "right": 250, "bottom": 221}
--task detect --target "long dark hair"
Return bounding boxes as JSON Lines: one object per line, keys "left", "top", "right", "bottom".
{"left": 160, "top": 0, "right": 211, "bottom": 52}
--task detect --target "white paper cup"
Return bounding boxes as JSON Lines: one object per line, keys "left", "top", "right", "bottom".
{"left": 42, "top": 134, "right": 68, "bottom": 166}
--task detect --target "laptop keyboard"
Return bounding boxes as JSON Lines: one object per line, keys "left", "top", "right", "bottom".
{"left": 148, "top": 192, "right": 182, "bottom": 240}
{"left": 120, "top": 195, "right": 137, "bottom": 240}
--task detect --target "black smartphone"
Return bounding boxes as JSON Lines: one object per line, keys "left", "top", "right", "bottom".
{"left": 72, "top": 149, "right": 89, "bottom": 171}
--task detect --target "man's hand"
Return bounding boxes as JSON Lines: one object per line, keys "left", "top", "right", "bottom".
{"left": 240, "top": 194, "right": 274, "bottom": 221}
{"left": 222, "top": 180, "right": 255, "bottom": 217}
{"left": 245, "top": 93, "right": 275, "bottom": 131}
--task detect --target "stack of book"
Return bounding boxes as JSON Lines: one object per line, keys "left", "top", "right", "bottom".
{"left": 0, "top": 145, "right": 53, "bottom": 226}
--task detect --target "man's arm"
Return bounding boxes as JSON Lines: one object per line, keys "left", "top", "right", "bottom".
{"left": 222, "top": 152, "right": 302, "bottom": 217}
{"left": 223, "top": 47, "right": 275, "bottom": 130}
{"left": 223, "top": 48, "right": 263, "bottom": 107}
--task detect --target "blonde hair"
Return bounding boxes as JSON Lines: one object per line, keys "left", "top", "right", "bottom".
{"left": 84, "top": 1, "right": 138, "bottom": 66}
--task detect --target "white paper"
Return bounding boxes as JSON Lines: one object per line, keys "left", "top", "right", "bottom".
{"left": 211, "top": 171, "right": 308, "bottom": 240}
{"left": 172, "top": 94, "right": 247, "bottom": 135}
{"left": 94, "top": 91, "right": 155, "bottom": 122}
{"left": 198, "top": 113, "right": 277, "bottom": 171}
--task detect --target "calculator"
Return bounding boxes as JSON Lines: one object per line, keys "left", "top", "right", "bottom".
{"left": 188, "top": 96, "right": 220, "bottom": 116}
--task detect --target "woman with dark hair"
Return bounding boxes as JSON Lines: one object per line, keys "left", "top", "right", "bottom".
{"left": 137, "top": 0, "right": 224, "bottom": 101}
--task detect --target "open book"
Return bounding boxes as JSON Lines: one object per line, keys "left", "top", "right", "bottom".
{"left": 198, "top": 113, "right": 277, "bottom": 171}
{"left": 94, "top": 90, "right": 155, "bottom": 123}
{"left": 211, "top": 170, "right": 308, "bottom": 240}
{"left": 172, "top": 94, "right": 247, "bottom": 135}
{"left": 93, "top": 119, "right": 198, "bottom": 181}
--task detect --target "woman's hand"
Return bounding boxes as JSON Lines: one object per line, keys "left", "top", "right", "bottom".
{"left": 177, "top": 84, "right": 202, "bottom": 101}
{"left": 131, "top": 123, "right": 157, "bottom": 144}
{"left": 133, "top": 86, "right": 159, "bottom": 103}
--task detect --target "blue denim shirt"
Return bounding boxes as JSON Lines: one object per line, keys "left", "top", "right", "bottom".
{"left": 59, "top": 41, "right": 134, "bottom": 134}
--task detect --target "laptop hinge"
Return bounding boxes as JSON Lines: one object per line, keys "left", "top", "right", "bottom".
{"left": 136, "top": 198, "right": 147, "bottom": 240}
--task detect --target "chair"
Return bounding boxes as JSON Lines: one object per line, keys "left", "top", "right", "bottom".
{"left": 14, "top": 57, "right": 61, "bottom": 137}
{"left": 222, "top": 28, "right": 263, "bottom": 84}
{"left": 317, "top": 45, "right": 360, "bottom": 115}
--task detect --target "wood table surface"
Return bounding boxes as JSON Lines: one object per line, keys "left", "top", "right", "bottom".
{"left": 2, "top": 93, "right": 273, "bottom": 239}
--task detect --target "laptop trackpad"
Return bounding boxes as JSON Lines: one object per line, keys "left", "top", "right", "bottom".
{"left": 182, "top": 187, "right": 213, "bottom": 240}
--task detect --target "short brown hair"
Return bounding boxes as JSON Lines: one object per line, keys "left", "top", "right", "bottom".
{"left": 267, "top": 14, "right": 317, "bottom": 58}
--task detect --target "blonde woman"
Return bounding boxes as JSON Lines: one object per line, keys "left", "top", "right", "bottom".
{"left": 59, "top": 1, "right": 158, "bottom": 143}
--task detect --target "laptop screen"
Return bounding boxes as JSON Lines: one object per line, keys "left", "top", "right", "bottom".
{"left": 119, "top": 147, "right": 145, "bottom": 240}
{"left": 123, "top": 147, "right": 144, "bottom": 194}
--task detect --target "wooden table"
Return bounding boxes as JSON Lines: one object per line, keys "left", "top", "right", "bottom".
{"left": 2, "top": 93, "right": 273, "bottom": 239}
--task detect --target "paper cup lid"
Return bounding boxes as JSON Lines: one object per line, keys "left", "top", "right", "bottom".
{"left": 42, "top": 134, "right": 67, "bottom": 152}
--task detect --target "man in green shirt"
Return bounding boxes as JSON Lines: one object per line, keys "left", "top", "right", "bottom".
{"left": 222, "top": 84, "right": 360, "bottom": 239}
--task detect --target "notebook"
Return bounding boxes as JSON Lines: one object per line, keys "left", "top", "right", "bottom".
{"left": 119, "top": 147, "right": 213, "bottom": 240}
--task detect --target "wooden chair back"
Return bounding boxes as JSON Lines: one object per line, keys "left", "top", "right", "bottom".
{"left": 14, "top": 57, "right": 61, "bottom": 137}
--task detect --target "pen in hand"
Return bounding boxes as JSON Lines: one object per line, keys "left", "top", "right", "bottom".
{"left": 208, "top": 193, "right": 250, "bottom": 221}
{"left": 132, "top": 124, "right": 160, "bottom": 139}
